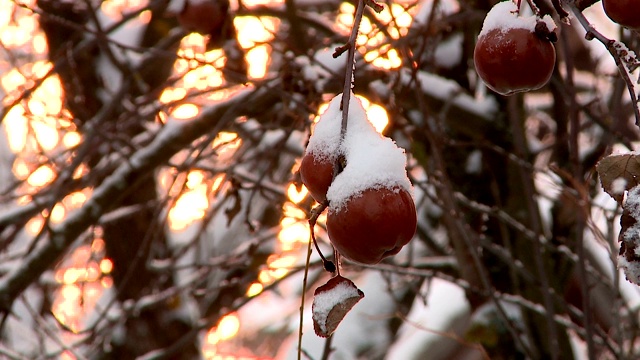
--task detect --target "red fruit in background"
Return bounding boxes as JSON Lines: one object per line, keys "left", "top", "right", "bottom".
{"left": 178, "top": 0, "right": 232, "bottom": 49}
{"left": 603, "top": 0, "right": 640, "bottom": 29}
{"left": 474, "top": 27, "right": 556, "bottom": 96}
{"left": 300, "top": 152, "right": 334, "bottom": 203}
{"left": 327, "top": 187, "right": 417, "bottom": 264}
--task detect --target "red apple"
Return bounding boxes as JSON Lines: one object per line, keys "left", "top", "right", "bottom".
{"left": 474, "top": 27, "right": 556, "bottom": 96}
{"left": 300, "top": 152, "right": 335, "bottom": 203}
{"left": 327, "top": 186, "right": 417, "bottom": 264}
{"left": 603, "top": 0, "right": 640, "bottom": 29}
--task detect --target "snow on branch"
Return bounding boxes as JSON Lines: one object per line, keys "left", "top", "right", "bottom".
{"left": 0, "top": 82, "right": 281, "bottom": 312}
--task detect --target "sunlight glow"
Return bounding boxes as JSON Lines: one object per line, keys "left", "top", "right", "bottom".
{"left": 172, "top": 103, "right": 200, "bottom": 120}
{"left": 356, "top": 95, "right": 390, "bottom": 133}
{"left": 2, "top": 0, "right": 402, "bottom": 357}
{"left": 1, "top": 62, "right": 63, "bottom": 153}
{"left": 27, "top": 165, "right": 55, "bottom": 188}
{"left": 286, "top": 184, "right": 308, "bottom": 204}
{"left": 52, "top": 243, "right": 113, "bottom": 333}
{"left": 0, "top": 2, "right": 37, "bottom": 47}
{"left": 313, "top": 95, "right": 390, "bottom": 134}
{"left": 338, "top": 2, "right": 415, "bottom": 70}
{"left": 101, "top": 0, "right": 149, "bottom": 21}
{"left": 212, "top": 131, "right": 242, "bottom": 162}
{"left": 246, "top": 282, "right": 263, "bottom": 297}
{"left": 168, "top": 183, "right": 209, "bottom": 231}
{"left": 234, "top": 16, "right": 279, "bottom": 79}
{"left": 204, "top": 313, "right": 242, "bottom": 357}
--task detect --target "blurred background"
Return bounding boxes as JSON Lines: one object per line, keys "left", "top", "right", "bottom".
{"left": 0, "top": 0, "right": 639, "bottom": 359}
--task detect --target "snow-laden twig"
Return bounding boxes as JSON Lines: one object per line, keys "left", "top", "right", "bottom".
{"left": 566, "top": 0, "right": 640, "bottom": 127}
{"left": 0, "top": 82, "right": 281, "bottom": 313}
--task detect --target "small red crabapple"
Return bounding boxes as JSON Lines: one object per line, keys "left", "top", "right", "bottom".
{"left": 602, "top": 0, "right": 640, "bottom": 29}
{"left": 473, "top": 2, "right": 557, "bottom": 96}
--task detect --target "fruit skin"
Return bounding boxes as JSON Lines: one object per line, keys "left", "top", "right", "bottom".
{"left": 300, "top": 152, "right": 334, "bottom": 203}
{"left": 474, "top": 27, "right": 556, "bottom": 96}
{"left": 327, "top": 187, "right": 417, "bottom": 264}
{"left": 603, "top": 0, "right": 640, "bottom": 29}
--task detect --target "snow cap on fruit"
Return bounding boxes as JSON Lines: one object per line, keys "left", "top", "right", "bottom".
{"left": 479, "top": 1, "right": 556, "bottom": 38}
{"left": 308, "top": 93, "right": 412, "bottom": 210}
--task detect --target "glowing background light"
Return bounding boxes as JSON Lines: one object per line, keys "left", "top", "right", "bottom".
{"left": 0, "top": 0, "right": 396, "bottom": 358}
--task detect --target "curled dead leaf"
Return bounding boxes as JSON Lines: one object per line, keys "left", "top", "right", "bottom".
{"left": 596, "top": 153, "right": 640, "bottom": 203}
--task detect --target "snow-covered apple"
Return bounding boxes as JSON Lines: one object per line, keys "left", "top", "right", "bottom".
{"left": 327, "top": 186, "right": 417, "bottom": 264}
{"left": 473, "top": 1, "right": 557, "bottom": 96}
{"left": 603, "top": 0, "right": 640, "bottom": 29}
{"left": 304, "top": 93, "right": 417, "bottom": 264}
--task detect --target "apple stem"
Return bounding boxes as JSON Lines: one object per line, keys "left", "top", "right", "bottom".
{"left": 309, "top": 203, "right": 336, "bottom": 273}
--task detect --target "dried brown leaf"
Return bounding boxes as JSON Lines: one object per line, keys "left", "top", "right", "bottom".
{"left": 596, "top": 153, "right": 640, "bottom": 203}
{"left": 312, "top": 275, "right": 364, "bottom": 338}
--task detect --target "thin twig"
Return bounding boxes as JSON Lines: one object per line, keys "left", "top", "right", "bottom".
{"left": 320, "top": 334, "right": 334, "bottom": 360}
{"left": 297, "top": 235, "right": 314, "bottom": 360}
{"left": 566, "top": 0, "right": 640, "bottom": 127}
{"left": 338, "top": 0, "right": 366, "bottom": 142}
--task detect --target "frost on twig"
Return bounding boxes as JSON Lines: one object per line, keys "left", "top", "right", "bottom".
{"left": 312, "top": 275, "right": 364, "bottom": 338}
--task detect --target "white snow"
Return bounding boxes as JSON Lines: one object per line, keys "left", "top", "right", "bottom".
{"left": 295, "top": 54, "right": 333, "bottom": 93}
{"left": 479, "top": 1, "right": 556, "bottom": 38}
{"left": 412, "top": 0, "right": 459, "bottom": 27}
{"left": 612, "top": 177, "right": 628, "bottom": 195}
{"left": 620, "top": 186, "right": 640, "bottom": 285}
{"left": 167, "top": 0, "right": 186, "bottom": 13}
{"left": 312, "top": 278, "right": 362, "bottom": 334}
{"left": 465, "top": 149, "right": 482, "bottom": 174}
{"left": 434, "top": 34, "right": 463, "bottom": 69}
{"left": 619, "top": 256, "right": 640, "bottom": 285}
{"left": 307, "top": 93, "right": 413, "bottom": 210}
{"left": 280, "top": 271, "right": 398, "bottom": 359}
{"left": 399, "top": 69, "right": 498, "bottom": 121}
{"left": 385, "top": 278, "right": 471, "bottom": 360}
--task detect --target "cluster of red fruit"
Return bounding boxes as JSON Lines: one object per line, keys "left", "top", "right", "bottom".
{"left": 300, "top": 94, "right": 417, "bottom": 265}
